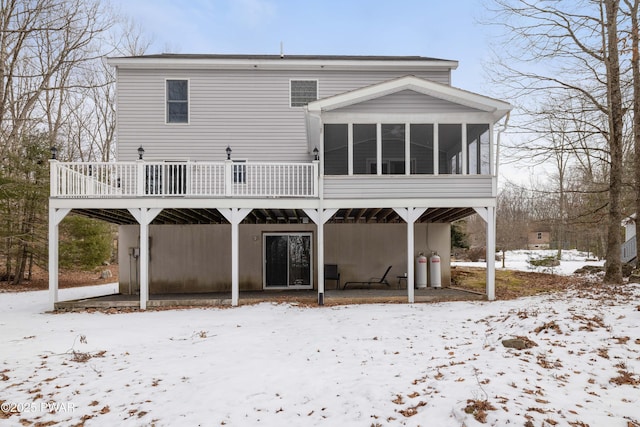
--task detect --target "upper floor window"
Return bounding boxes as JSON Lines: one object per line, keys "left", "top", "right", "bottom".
{"left": 324, "top": 124, "right": 348, "bottom": 175}
{"left": 439, "top": 124, "right": 462, "bottom": 174}
{"left": 467, "top": 124, "right": 490, "bottom": 174}
{"left": 323, "top": 122, "right": 491, "bottom": 176}
{"left": 290, "top": 80, "right": 317, "bottom": 107}
{"left": 166, "top": 79, "right": 188, "bottom": 123}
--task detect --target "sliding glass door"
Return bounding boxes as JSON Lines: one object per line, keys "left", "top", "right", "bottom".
{"left": 264, "top": 233, "right": 313, "bottom": 289}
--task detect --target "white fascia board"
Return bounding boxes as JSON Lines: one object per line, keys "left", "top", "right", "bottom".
{"left": 106, "top": 57, "right": 458, "bottom": 72}
{"left": 322, "top": 198, "right": 497, "bottom": 209}
{"left": 320, "top": 111, "right": 498, "bottom": 124}
{"left": 49, "top": 197, "right": 322, "bottom": 210}
{"left": 307, "top": 75, "right": 512, "bottom": 122}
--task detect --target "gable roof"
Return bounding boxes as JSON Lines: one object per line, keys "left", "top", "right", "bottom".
{"left": 305, "top": 75, "right": 512, "bottom": 122}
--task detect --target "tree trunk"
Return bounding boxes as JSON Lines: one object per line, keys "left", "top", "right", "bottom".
{"left": 629, "top": 0, "right": 640, "bottom": 269}
{"left": 11, "top": 245, "right": 27, "bottom": 286}
{"left": 28, "top": 252, "right": 33, "bottom": 281}
{"left": 603, "top": 0, "right": 624, "bottom": 284}
{"left": 557, "top": 162, "right": 565, "bottom": 261}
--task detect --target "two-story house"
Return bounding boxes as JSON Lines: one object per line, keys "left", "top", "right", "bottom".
{"left": 48, "top": 54, "right": 511, "bottom": 309}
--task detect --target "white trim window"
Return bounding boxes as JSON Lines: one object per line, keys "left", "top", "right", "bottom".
{"left": 232, "top": 160, "right": 246, "bottom": 184}
{"left": 166, "top": 79, "right": 189, "bottom": 124}
{"left": 290, "top": 79, "right": 318, "bottom": 107}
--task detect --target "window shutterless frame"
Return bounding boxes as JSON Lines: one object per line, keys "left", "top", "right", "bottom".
{"left": 165, "top": 78, "right": 190, "bottom": 124}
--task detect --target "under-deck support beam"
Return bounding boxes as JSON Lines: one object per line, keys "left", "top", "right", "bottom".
{"left": 474, "top": 207, "right": 496, "bottom": 300}
{"left": 304, "top": 208, "right": 338, "bottom": 305}
{"left": 219, "top": 208, "right": 252, "bottom": 306}
{"left": 48, "top": 207, "right": 71, "bottom": 310}
{"left": 128, "top": 208, "right": 163, "bottom": 309}
{"left": 394, "top": 207, "right": 427, "bottom": 303}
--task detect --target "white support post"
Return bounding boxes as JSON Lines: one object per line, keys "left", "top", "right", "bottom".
{"left": 128, "top": 208, "right": 162, "bottom": 309}
{"left": 433, "top": 123, "right": 439, "bottom": 175}
{"left": 405, "top": 122, "right": 411, "bottom": 175}
{"left": 49, "top": 207, "right": 71, "bottom": 310}
{"left": 486, "top": 206, "right": 496, "bottom": 300}
{"left": 347, "top": 123, "right": 353, "bottom": 176}
{"left": 219, "top": 208, "right": 252, "bottom": 306}
{"left": 461, "top": 123, "right": 467, "bottom": 175}
{"left": 224, "top": 160, "right": 233, "bottom": 196}
{"left": 136, "top": 159, "right": 145, "bottom": 196}
{"left": 231, "top": 217, "right": 240, "bottom": 305}
{"left": 49, "top": 159, "right": 58, "bottom": 196}
{"left": 394, "top": 207, "right": 427, "bottom": 304}
{"left": 473, "top": 207, "right": 496, "bottom": 300}
{"left": 139, "top": 219, "right": 150, "bottom": 308}
{"left": 312, "top": 160, "right": 319, "bottom": 197}
{"left": 303, "top": 208, "right": 337, "bottom": 305}
{"left": 490, "top": 122, "right": 495, "bottom": 176}
{"left": 49, "top": 209, "right": 57, "bottom": 309}
{"left": 316, "top": 217, "right": 325, "bottom": 305}
{"left": 376, "top": 123, "right": 382, "bottom": 175}
{"left": 407, "top": 218, "right": 415, "bottom": 303}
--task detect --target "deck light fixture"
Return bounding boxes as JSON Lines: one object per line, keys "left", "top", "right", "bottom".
{"left": 50, "top": 146, "right": 58, "bottom": 160}
{"left": 313, "top": 147, "right": 319, "bottom": 160}
{"left": 226, "top": 145, "right": 232, "bottom": 160}
{"left": 137, "top": 145, "right": 145, "bottom": 160}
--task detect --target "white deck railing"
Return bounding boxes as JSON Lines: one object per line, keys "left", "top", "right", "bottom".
{"left": 50, "top": 160, "right": 319, "bottom": 198}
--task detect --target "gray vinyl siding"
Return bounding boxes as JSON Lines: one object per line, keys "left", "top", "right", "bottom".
{"left": 334, "top": 90, "right": 483, "bottom": 114}
{"left": 115, "top": 68, "right": 450, "bottom": 162}
{"left": 322, "top": 175, "right": 494, "bottom": 199}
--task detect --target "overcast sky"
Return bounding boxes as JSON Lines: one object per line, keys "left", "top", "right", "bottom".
{"left": 108, "top": 0, "right": 498, "bottom": 94}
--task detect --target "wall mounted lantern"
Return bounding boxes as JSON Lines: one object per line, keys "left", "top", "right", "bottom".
{"left": 226, "top": 145, "right": 232, "bottom": 160}
{"left": 137, "top": 145, "right": 145, "bottom": 160}
{"left": 313, "top": 147, "right": 319, "bottom": 160}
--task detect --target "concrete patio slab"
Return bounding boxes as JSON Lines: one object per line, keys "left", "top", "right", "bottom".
{"left": 54, "top": 287, "right": 485, "bottom": 310}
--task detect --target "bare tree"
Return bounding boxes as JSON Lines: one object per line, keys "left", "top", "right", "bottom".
{"left": 0, "top": 0, "right": 148, "bottom": 284}
{"left": 63, "top": 16, "right": 151, "bottom": 162}
{"left": 496, "top": 184, "right": 532, "bottom": 261}
{"left": 623, "top": 0, "right": 640, "bottom": 267}
{"left": 487, "top": 0, "right": 630, "bottom": 283}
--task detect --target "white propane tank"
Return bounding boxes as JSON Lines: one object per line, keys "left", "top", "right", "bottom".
{"left": 416, "top": 253, "right": 427, "bottom": 289}
{"left": 430, "top": 252, "right": 441, "bottom": 288}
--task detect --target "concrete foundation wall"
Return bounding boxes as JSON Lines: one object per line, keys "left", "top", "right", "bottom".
{"left": 118, "top": 222, "right": 451, "bottom": 294}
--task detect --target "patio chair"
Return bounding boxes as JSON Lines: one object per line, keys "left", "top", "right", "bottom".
{"left": 324, "top": 264, "right": 340, "bottom": 290}
{"left": 343, "top": 265, "right": 392, "bottom": 290}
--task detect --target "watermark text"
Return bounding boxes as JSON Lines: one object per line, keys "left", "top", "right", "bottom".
{"left": 1, "top": 401, "right": 76, "bottom": 414}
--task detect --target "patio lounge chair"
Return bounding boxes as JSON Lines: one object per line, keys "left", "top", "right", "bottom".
{"left": 343, "top": 265, "right": 392, "bottom": 290}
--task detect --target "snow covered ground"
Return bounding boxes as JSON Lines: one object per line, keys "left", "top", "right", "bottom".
{"left": 1, "top": 253, "right": 639, "bottom": 426}
{"left": 453, "top": 249, "right": 606, "bottom": 276}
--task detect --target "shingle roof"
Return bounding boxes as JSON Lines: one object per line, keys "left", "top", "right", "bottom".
{"left": 118, "top": 53, "right": 450, "bottom": 62}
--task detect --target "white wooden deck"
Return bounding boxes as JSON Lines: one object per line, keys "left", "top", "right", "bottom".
{"left": 50, "top": 160, "right": 497, "bottom": 203}
{"left": 50, "top": 160, "right": 319, "bottom": 198}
